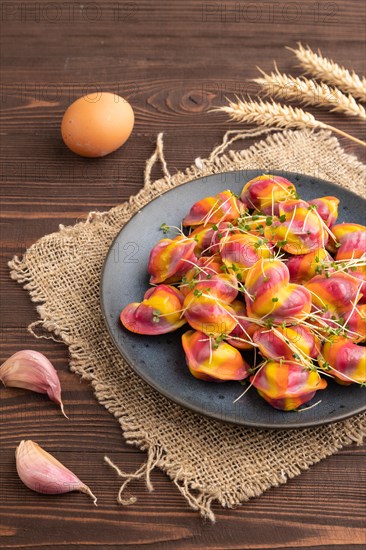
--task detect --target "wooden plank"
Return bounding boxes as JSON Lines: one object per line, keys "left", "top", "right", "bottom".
{"left": 1, "top": 0, "right": 365, "bottom": 547}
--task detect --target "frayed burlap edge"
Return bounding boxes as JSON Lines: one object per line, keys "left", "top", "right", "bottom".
{"left": 9, "top": 127, "right": 366, "bottom": 521}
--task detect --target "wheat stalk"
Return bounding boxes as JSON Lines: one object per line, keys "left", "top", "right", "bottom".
{"left": 216, "top": 97, "right": 366, "bottom": 147}
{"left": 253, "top": 65, "right": 366, "bottom": 120}
{"left": 287, "top": 43, "right": 366, "bottom": 103}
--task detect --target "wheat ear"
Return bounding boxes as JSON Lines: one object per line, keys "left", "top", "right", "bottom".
{"left": 216, "top": 97, "right": 366, "bottom": 148}
{"left": 253, "top": 65, "right": 366, "bottom": 120}
{"left": 287, "top": 43, "right": 366, "bottom": 103}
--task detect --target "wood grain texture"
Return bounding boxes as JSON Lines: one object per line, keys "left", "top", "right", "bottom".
{"left": 1, "top": 1, "right": 365, "bottom": 548}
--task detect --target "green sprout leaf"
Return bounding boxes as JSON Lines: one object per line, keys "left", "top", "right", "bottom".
{"left": 160, "top": 223, "right": 169, "bottom": 234}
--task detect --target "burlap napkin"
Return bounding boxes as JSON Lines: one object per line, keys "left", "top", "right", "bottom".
{"left": 9, "top": 128, "right": 366, "bottom": 521}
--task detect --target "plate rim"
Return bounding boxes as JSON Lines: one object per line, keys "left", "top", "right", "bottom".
{"left": 100, "top": 169, "right": 366, "bottom": 429}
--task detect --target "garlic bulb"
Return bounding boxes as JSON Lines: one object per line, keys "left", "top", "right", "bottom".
{"left": 0, "top": 350, "right": 67, "bottom": 418}
{"left": 15, "top": 440, "right": 97, "bottom": 505}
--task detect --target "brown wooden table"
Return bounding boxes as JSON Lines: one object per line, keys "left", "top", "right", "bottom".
{"left": 1, "top": 1, "right": 365, "bottom": 548}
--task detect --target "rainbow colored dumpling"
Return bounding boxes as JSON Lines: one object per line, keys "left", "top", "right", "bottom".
{"left": 182, "top": 330, "right": 250, "bottom": 381}
{"left": 265, "top": 199, "right": 327, "bottom": 255}
{"left": 120, "top": 285, "right": 186, "bottom": 335}
{"left": 148, "top": 235, "right": 197, "bottom": 284}
{"left": 240, "top": 174, "right": 296, "bottom": 214}
{"left": 183, "top": 190, "right": 246, "bottom": 227}
{"left": 318, "top": 336, "right": 366, "bottom": 385}
{"left": 245, "top": 259, "right": 312, "bottom": 322}
{"left": 251, "top": 361, "right": 327, "bottom": 411}
{"left": 183, "top": 291, "right": 238, "bottom": 337}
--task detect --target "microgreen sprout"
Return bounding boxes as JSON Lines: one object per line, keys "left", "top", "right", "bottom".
{"left": 152, "top": 309, "right": 161, "bottom": 323}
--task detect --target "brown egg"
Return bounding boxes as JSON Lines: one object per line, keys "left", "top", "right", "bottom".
{"left": 61, "top": 92, "right": 134, "bottom": 157}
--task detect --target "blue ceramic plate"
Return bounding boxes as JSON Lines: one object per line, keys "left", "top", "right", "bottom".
{"left": 101, "top": 170, "right": 366, "bottom": 429}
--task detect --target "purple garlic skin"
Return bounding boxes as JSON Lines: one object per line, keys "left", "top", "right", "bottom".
{"left": 0, "top": 350, "right": 67, "bottom": 418}
{"left": 15, "top": 440, "right": 97, "bottom": 504}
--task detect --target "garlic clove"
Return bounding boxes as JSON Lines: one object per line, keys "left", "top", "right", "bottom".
{"left": 15, "top": 440, "right": 97, "bottom": 505}
{"left": 0, "top": 350, "right": 68, "bottom": 418}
